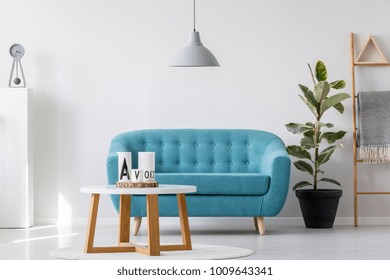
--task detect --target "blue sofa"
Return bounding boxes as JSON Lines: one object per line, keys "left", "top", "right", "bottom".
{"left": 107, "top": 129, "right": 291, "bottom": 235}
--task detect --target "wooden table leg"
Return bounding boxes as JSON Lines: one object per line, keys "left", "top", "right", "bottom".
{"left": 146, "top": 194, "right": 160, "bottom": 256}
{"left": 84, "top": 192, "right": 192, "bottom": 255}
{"left": 118, "top": 195, "right": 131, "bottom": 244}
{"left": 177, "top": 194, "right": 192, "bottom": 250}
{"left": 85, "top": 194, "right": 100, "bottom": 253}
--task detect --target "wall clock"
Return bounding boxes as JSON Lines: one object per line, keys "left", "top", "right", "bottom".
{"left": 9, "top": 43, "right": 26, "bottom": 88}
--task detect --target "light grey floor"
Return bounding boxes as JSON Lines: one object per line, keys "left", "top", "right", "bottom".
{"left": 1, "top": 223, "right": 390, "bottom": 260}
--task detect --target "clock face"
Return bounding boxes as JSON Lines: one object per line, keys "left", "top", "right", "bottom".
{"left": 10, "top": 44, "right": 25, "bottom": 59}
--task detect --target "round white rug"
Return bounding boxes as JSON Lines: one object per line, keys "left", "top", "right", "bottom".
{"left": 49, "top": 244, "right": 254, "bottom": 260}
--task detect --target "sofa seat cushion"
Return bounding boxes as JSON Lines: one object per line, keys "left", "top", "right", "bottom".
{"left": 155, "top": 173, "right": 270, "bottom": 195}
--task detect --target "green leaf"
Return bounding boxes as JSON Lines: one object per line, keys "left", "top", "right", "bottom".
{"left": 285, "top": 123, "right": 313, "bottom": 134}
{"left": 321, "top": 93, "right": 350, "bottom": 115}
{"left": 303, "top": 123, "right": 315, "bottom": 139}
{"left": 333, "top": 102, "right": 345, "bottom": 114}
{"left": 303, "top": 130, "right": 314, "bottom": 139}
{"left": 325, "top": 123, "right": 334, "bottom": 128}
{"left": 315, "top": 60, "right": 327, "bottom": 82}
{"left": 317, "top": 150, "right": 334, "bottom": 166}
{"left": 293, "top": 160, "right": 314, "bottom": 176}
{"left": 300, "top": 136, "right": 318, "bottom": 149}
{"left": 305, "top": 122, "right": 316, "bottom": 127}
{"left": 316, "top": 122, "right": 333, "bottom": 128}
{"left": 298, "top": 84, "right": 310, "bottom": 95}
{"left": 299, "top": 95, "right": 318, "bottom": 117}
{"left": 313, "top": 81, "right": 330, "bottom": 102}
{"left": 317, "top": 144, "right": 344, "bottom": 166}
{"left": 299, "top": 84, "right": 318, "bottom": 108}
{"left": 330, "top": 80, "right": 346, "bottom": 89}
{"left": 320, "top": 144, "right": 343, "bottom": 155}
{"left": 293, "top": 181, "right": 313, "bottom": 191}
{"left": 286, "top": 145, "right": 312, "bottom": 160}
{"left": 320, "top": 131, "right": 347, "bottom": 144}
{"left": 318, "top": 178, "right": 341, "bottom": 186}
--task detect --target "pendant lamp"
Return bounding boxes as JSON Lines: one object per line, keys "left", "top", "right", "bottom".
{"left": 170, "top": 0, "right": 220, "bottom": 67}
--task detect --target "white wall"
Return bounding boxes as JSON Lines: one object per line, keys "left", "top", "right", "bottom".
{"left": 1, "top": 0, "right": 390, "bottom": 224}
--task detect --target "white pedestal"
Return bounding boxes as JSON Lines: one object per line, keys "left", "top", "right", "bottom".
{"left": 0, "top": 88, "right": 34, "bottom": 228}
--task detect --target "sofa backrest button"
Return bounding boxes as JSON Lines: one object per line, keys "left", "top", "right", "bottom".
{"left": 211, "top": 162, "right": 215, "bottom": 166}
{"left": 194, "top": 162, "right": 198, "bottom": 166}
{"left": 177, "top": 142, "right": 181, "bottom": 146}
{"left": 229, "top": 162, "right": 232, "bottom": 165}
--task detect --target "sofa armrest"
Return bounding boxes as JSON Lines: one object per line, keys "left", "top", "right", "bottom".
{"left": 107, "top": 151, "right": 119, "bottom": 185}
{"left": 260, "top": 138, "right": 291, "bottom": 216}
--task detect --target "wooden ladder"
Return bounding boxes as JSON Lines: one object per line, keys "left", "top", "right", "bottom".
{"left": 350, "top": 32, "right": 390, "bottom": 226}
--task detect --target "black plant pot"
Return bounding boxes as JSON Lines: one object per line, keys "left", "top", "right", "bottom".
{"left": 295, "top": 189, "right": 342, "bottom": 228}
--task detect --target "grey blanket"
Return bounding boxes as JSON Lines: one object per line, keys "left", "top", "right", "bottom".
{"left": 358, "top": 91, "right": 390, "bottom": 163}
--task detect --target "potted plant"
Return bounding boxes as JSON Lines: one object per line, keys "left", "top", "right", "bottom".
{"left": 286, "top": 60, "right": 350, "bottom": 228}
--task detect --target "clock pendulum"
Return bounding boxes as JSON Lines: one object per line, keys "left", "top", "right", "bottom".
{"left": 14, "top": 63, "right": 21, "bottom": 85}
{"left": 9, "top": 44, "right": 26, "bottom": 88}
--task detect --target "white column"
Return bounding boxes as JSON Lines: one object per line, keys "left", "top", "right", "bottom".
{"left": 0, "top": 88, "right": 34, "bottom": 228}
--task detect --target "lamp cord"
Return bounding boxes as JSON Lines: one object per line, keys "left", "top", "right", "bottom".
{"left": 193, "top": 0, "right": 196, "bottom": 31}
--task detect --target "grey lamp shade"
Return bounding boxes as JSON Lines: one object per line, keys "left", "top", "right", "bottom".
{"left": 170, "top": 31, "right": 220, "bottom": 67}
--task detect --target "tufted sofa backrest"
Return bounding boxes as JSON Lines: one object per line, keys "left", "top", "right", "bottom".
{"left": 108, "top": 129, "right": 283, "bottom": 173}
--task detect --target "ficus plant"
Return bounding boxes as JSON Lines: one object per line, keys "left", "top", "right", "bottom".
{"left": 286, "top": 61, "right": 350, "bottom": 191}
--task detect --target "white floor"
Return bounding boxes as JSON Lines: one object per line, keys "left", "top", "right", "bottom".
{"left": 1, "top": 223, "right": 390, "bottom": 260}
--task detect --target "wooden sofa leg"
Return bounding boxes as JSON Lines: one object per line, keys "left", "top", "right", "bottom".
{"left": 256, "top": 217, "right": 265, "bottom": 235}
{"left": 132, "top": 217, "right": 142, "bottom": 236}
{"left": 253, "top": 217, "right": 259, "bottom": 232}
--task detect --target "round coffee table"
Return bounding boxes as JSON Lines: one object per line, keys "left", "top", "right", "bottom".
{"left": 80, "top": 184, "right": 196, "bottom": 256}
